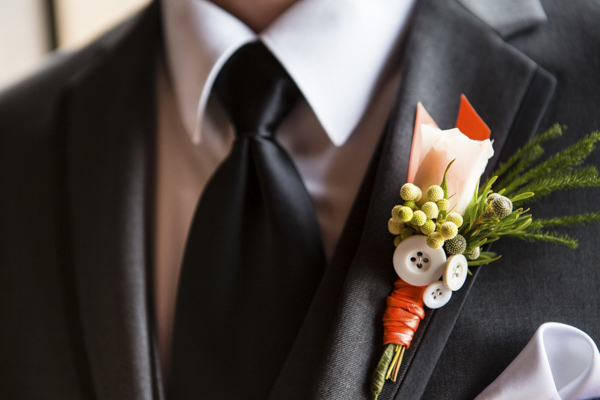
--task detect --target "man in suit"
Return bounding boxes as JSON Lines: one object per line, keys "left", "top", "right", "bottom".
{"left": 1, "top": 0, "right": 599, "bottom": 399}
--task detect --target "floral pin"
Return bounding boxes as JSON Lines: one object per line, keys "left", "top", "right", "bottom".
{"left": 371, "top": 96, "right": 600, "bottom": 399}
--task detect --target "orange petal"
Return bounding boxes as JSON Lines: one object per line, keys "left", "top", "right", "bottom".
{"left": 455, "top": 94, "right": 490, "bottom": 140}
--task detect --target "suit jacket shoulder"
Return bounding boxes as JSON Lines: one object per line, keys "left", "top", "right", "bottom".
{"left": 0, "top": 3, "right": 155, "bottom": 145}
{"left": 0, "top": 4, "right": 160, "bottom": 399}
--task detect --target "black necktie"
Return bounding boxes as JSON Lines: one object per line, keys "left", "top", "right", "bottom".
{"left": 167, "top": 42, "right": 327, "bottom": 399}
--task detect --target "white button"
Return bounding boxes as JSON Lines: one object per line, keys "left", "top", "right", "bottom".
{"left": 443, "top": 255, "right": 468, "bottom": 291}
{"left": 393, "top": 236, "right": 446, "bottom": 287}
{"left": 423, "top": 281, "right": 452, "bottom": 309}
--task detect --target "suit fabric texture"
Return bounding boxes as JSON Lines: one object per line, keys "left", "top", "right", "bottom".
{"left": 1, "top": 0, "right": 600, "bottom": 399}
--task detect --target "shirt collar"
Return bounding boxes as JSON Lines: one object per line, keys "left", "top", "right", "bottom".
{"left": 161, "top": 0, "right": 415, "bottom": 146}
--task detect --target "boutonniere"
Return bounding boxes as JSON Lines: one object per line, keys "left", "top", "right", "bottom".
{"left": 371, "top": 96, "right": 600, "bottom": 399}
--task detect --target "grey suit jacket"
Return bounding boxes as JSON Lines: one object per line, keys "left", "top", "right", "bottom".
{"left": 1, "top": 0, "right": 599, "bottom": 399}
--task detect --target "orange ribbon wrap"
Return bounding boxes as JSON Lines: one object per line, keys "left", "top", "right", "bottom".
{"left": 382, "top": 278, "right": 426, "bottom": 347}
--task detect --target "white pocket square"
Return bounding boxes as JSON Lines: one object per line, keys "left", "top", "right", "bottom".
{"left": 476, "top": 322, "right": 600, "bottom": 400}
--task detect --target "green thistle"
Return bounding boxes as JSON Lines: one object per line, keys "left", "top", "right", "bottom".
{"left": 490, "top": 196, "right": 513, "bottom": 219}
{"left": 444, "top": 234, "right": 467, "bottom": 255}
{"left": 465, "top": 247, "right": 481, "bottom": 260}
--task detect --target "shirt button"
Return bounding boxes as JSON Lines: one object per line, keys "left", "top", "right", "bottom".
{"left": 423, "top": 281, "right": 452, "bottom": 309}
{"left": 443, "top": 255, "right": 468, "bottom": 291}
{"left": 393, "top": 236, "right": 447, "bottom": 287}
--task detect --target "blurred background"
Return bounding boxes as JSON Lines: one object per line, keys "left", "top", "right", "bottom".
{"left": 0, "top": 0, "right": 150, "bottom": 89}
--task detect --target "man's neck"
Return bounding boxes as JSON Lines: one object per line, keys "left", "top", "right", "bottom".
{"left": 210, "top": 0, "right": 299, "bottom": 32}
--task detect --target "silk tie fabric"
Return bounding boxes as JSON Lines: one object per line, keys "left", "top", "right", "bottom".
{"left": 167, "top": 42, "right": 327, "bottom": 399}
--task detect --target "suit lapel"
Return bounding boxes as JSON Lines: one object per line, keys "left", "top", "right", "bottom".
{"left": 392, "top": 1, "right": 556, "bottom": 398}
{"left": 58, "top": 0, "right": 556, "bottom": 398}
{"left": 62, "top": 3, "right": 161, "bottom": 399}
{"left": 272, "top": 0, "right": 555, "bottom": 399}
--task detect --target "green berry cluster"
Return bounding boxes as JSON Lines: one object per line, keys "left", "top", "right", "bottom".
{"left": 387, "top": 126, "right": 600, "bottom": 269}
{"left": 389, "top": 183, "right": 473, "bottom": 255}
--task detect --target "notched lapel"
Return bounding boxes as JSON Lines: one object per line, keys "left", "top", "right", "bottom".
{"left": 62, "top": 3, "right": 161, "bottom": 400}
{"left": 458, "top": 0, "right": 548, "bottom": 39}
{"left": 276, "top": 0, "right": 556, "bottom": 399}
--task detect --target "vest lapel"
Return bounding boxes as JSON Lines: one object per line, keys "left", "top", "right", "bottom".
{"left": 272, "top": 0, "right": 555, "bottom": 399}
{"left": 62, "top": 3, "right": 161, "bottom": 399}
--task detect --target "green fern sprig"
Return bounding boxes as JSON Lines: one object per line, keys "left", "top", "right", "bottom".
{"left": 461, "top": 208, "right": 532, "bottom": 257}
{"left": 494, "top": 144, "right": 544, "bottom": 193}
{"left": 484, "top": 123, "right": 562, "bottom": 189}
{"left": 459, "top": 125, "right": 600, "bottom": 266}
{"left": 528, "top": 212, "right": 600, "bottom": 229}
{"left": 518, "top": 166, "right": 600, "bottom": 201}
{"left": 506, "top": 231, "right": 579, "bottom": 249}
{"left": 499, "top": 129, "right": 600, "bottom": 198}
{"left": 466, "top": 251, "right": 501, "bottom": 266}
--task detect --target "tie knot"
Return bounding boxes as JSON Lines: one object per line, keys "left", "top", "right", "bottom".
{"left": 214, "top": 42, "right": 301, "bottom": 137}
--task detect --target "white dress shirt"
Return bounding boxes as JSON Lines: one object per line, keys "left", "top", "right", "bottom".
{"left": 155, "top": 0, "right": 416, "bottom": 374}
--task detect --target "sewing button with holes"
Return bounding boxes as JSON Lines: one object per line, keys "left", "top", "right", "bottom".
{"left": 443, "top": 254, "right": 468, "bottom": 291}
{"left": 393, "top": 236, "right": 447, "bottom": 287}
{"left": 423, "top": 281, "right": 452, "bottom": 309}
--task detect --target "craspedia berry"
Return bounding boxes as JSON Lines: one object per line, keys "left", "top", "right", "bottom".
{"left": 444, "top": 234, "right": 467, "bottom": 255}
{"left": 404, "top": 200, "right": 418, "bottom": 210}
{"left": 427, "top": 232, "right": 444, "bottom": 249}
{"left": 465, "top": 246, "right": 481, "bottom": 260}
{"left": 394, "top": 236, "right": 403, "bottom": 247}
{"left": 440, "top": 222, "right": 458, "bottom": 239}
{"left": 401, "top": 227, "right": 415, "bottom": 240}
{"left": 421, "top": 202, "right": 439, "bottom": 219}
{"left": 388, "top": 218, "right": 404, "bottom": 235}
{"left": 437, "top": 198, "right": 450, "bottom": 211}
{"left": 446, "top": 212, "right": 463, "bottom": 227}
{"left": 426, "top": 185, "right": 444, "bottom": 202}
{"left": 411, "top": 210, "right": 427, "bottom": 226}
{"left": 420, "top": 219, "right": 436, "bottom": 235}
{"left": 400, "top": 183, "right": 420, "bottom": 201}
{"left": 396, "top": 206, "right": 413, "bottom": 222}
{"left": 414, "top": 186, "right": 423, "bottom": 202}
{"left": 491, "top": 196, "right": 513, "bottom": 219}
